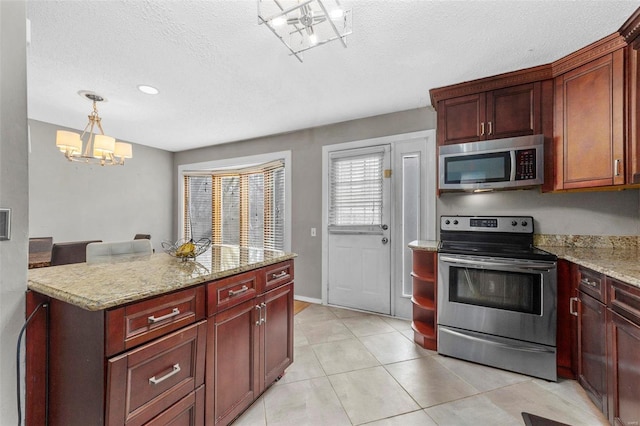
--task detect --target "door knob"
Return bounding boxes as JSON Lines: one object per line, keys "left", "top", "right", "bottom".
{"left": 381, "top": 237, "right": 389, "bottom": 244}
{"left": 381, "top": 224, "right": 388, "bottom": 230}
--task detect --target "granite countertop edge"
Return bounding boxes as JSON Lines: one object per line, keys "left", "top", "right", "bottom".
{"left": 28, "top": 250, "right": 297, "bottom": 311}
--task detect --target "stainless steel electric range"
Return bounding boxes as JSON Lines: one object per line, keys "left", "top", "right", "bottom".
{"left": 437, "top": 215, "right": 558, "bottom": 381}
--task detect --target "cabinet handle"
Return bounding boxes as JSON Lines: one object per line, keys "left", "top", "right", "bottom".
{"left": 569, "top": 297, "right": 578, "bottom": 317}
{"left": 229, "top": 285, "right": 249, "bottom": 297}
{"left": 256, "top": 304, "right": 262, "bottom": 326}
{"left": 488, "top": 121, "right": 493, "bottom": 135}
{"left": 149, "top": 363, "right": 181, "bottom": 385}
{"left": 261, "top": 302, "right": 267, "bottom": 324}
{"left": 271, "top": 271, "right": 287, "bottom": 280}
{"left": 614, "top": 159, "right": 621, "bottom": 176}
{"left": 480, "top": 122, "right": 485, "bottom": 136}
{"left": 580, "top": 278, "right": 597, "bottom": 288}
{"left": 148, "top": 307, "right": 180, "bottom": 324}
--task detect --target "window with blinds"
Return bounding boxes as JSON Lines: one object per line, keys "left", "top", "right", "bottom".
{"left": 183, "top": 160, "right": 285, "bottom": 251}
{"left": 329, "top": 148, "right": 385, "bottom": 227}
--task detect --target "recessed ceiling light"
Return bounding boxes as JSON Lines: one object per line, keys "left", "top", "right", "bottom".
{"left": 137, "top": 85, "right": 159, "bottom": 95}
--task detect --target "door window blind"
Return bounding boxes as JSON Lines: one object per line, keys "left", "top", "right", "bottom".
{"left": 329, "top": 149, "right": 385, "bottom": 226}
{"left": 183, "top": 160, "right": 285, "bottom": 251}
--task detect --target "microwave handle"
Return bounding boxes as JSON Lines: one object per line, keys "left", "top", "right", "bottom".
{"left": 509, "top": 150, "right": 516, "bottom": 182}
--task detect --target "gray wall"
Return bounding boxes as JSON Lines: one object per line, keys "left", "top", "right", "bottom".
{"left": 174, "top": 108, "right": 436, "bottom": 300}
{"left": 438, "top": 187, "right": 640, "bottom": 236}
{"left": 28, "top": 119, "right": 174, "bottom": 250}
{"left": 0, "top": 1, "right": 28, "bottom": 423}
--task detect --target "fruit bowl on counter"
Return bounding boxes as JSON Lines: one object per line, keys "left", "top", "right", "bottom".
{"left": 161, "top": 238, "right": 211, "bottom": 261}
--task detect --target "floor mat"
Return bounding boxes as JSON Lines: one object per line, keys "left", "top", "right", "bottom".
{"left": 522, "top": 412, "right": 571, "bottom": 426}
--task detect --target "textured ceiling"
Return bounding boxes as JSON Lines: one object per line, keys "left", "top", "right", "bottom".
{"left": 26, "top": 0, "right": 639, "bottom": 152}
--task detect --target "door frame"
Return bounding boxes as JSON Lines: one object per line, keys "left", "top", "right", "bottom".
{"left": 321, "top": 130, "right": 436, "bottom": 315}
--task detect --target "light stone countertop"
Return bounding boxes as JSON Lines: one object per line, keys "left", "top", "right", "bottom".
{"left": 408, "top": 240, "right": 439, "bottom": 251}
{"left": 28, "top": 245, "right": 297, "bottom": 311}
{"left": 537, "top": 245, "right": 640, "bottom": 288}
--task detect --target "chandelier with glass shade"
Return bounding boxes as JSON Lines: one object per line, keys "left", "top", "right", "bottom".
{"left": 56, "top": 92, "right": 132, "bottom": 166}
{"left": 258, "top": 0, "right": 352, "bottom": 62}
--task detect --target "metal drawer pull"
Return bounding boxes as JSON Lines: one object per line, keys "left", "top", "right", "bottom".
{"left": 261, "top": 302, "right": 267, "bottom": 324}
{"left": 229, "top": 285, "right": 249, "bottom": 297}
{"left": 480, "top": 122, "right": 485, "bottom": 136}
{"left": 148, "top": 308, "right": 180, "bottom": 324}
{"left": 569, "top": 297, "right": 578, "bottom": 317}
{"left": 488, "top": 121, "right": 493, "bottom": 135}
{"left": 271, "top": 271, "right": 287, "bottom": 280}
{"left": 614, "top": 159, "right": 621, "bottom": 176}
{"left": 149, "top": 363, "right": 181, "bottom": 385}
{"left": 581, "top": 278, "right": 598, "bottom": 288}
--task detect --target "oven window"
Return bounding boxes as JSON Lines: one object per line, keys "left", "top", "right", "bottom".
{"left": 449, "top": 267, "right": 541, "bottom": 315}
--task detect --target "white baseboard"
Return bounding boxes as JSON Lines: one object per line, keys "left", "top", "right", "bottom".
{"left": 294, "top": 295, "right": 322, "bottom": 304}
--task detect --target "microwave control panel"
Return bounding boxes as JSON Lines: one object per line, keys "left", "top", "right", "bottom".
{"left": 514, "top": 149, "right": 537, "bottom": 180}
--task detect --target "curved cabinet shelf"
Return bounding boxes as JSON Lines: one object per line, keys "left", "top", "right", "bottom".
{"left": 411, "top": 249, "right": 437, "bottom": 350}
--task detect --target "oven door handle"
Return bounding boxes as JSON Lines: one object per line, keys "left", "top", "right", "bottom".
{"left": 440, "top": 327, "right": 555, "bottom": 354}
{"left": 439, "top": 255, "right": 555, "bottom": 272}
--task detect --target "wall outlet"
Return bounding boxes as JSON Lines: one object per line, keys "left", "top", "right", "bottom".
{"left": 310, "top": 227, "right": 316, "bottom": 237}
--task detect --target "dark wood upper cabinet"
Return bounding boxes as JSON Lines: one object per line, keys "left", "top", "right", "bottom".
{"left": 436, "top": 82, "right": 544, "bottom": 146}
{"left": 553, "top": 45, "right": 625, "bottom": 190}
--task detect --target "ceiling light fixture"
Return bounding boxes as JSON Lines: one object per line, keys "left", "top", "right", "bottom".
{"left": 258, "top": 0, "right": 352, "bottom": 62}
{"left": 56, "top": 92, "right": 132, "bottom": 166}
{"left": 138, "top": 84, "right": 159, "bottom": 95}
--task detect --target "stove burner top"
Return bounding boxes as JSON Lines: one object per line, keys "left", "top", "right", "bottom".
{"left": 438, "top": 241, "right": 557, "bottom": 261}
{"left": 439, "top": 215, "right": 557, "bottom": 261}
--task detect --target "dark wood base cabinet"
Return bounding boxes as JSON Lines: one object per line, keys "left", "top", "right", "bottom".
{"left": 607, "top": 279, "right": 640, "bottom": 426}
{"left": 205, "top": 262, "right": 294, "bottom": 426}
{"left": 26, "top": 259, "right": 294, "bottom": 426}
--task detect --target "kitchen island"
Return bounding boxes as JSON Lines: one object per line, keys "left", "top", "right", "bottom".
{"left": 26, "top": 245, "right": 296, "bottom": 426}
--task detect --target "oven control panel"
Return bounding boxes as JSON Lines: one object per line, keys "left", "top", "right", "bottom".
{"left": 441, "top": 215, "right": 534, "bottom": 233}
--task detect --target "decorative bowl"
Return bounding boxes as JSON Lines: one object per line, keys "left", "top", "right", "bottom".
{"left": 161, "top": 238, "right": 211, "bottom": 261}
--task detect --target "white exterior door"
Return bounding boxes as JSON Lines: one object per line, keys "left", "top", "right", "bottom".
{"left": 327, "top": 145, "right": 391, "bottom": 314}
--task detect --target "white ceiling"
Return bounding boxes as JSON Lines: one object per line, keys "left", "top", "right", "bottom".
{"left": 26, "top": 0, "right": 639, "bottom": 152}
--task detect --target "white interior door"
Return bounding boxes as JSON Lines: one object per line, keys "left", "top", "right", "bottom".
{"left": 327, "top": 145, "right": 391, "bottom": 314}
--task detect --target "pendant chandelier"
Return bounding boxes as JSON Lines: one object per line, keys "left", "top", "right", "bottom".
{"left": 56, "top": 92, "right": 132, "bottom": 166}
{"left": 258, "top": 0, "right": 352, "bottom": 62}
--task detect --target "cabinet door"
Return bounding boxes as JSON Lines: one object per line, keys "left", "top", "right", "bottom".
{"left": 608, "top": 311, "right": 640, "bottom": 426}
{"left": 437, "top": 93, "right": 486, "bottom": 145}
{"left": 577, "top": 291, "right": 608, "bottom": 415}
{"left": 261, "top": 282, "right": 294, "bottom": 389}
{"left": 208, "top": 298, "right": 260, "bottom": 426}
{"left": 486, "top": 83, "right": 540, "bottom": 139}
{"left": 554, "top": 50, "right": 624, "bottom": 189}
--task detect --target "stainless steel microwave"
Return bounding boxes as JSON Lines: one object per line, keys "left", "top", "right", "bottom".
{"left": 439, "top": 135, "right": 544, "bottom": 191}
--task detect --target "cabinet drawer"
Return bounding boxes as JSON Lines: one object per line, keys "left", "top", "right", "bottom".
{"left": 106, "top": 321, "right": 206, "bottom": 426}
{"left": 260, "top": 260, "right": 294, "bottom": 294}
{"left": 145, "top": 385, "right": 204, "bottom": 426}
{"left": 207, "top": 270, "right": 258, "bottom": 316}
{"left": 608, "top": 278, "right": 640, "bottom": 327}
{"left": 578, "top": 267, "right": 605, "bottom": 303}
{"left": 106, "top": 286, "right": 205, "bottom": 356}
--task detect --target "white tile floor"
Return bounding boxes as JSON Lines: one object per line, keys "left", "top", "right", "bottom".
{"left": 233, "top": 304, "right": 608, "bottom": 426}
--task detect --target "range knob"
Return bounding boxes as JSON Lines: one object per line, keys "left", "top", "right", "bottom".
{"left": 521, "top": 220, "right": 528, "bottom": 227}
{"left": 453, "top": 220, "right": 458, "bottom": 225}
{"left": 445, "top": 219, "right": 450, "bottom": 225}
{"left": 511, "top": 220, "right": 518, "bottom": 226}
